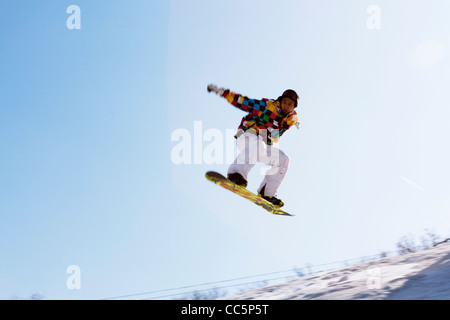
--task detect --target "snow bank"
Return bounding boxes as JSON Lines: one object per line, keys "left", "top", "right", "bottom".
{"left": 222, "top": 242, "right": 450, "bottom": 300}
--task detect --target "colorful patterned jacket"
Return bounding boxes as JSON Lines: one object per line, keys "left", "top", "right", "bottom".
{"left": 221, "top": 90, "right": 298, "bottom": 145}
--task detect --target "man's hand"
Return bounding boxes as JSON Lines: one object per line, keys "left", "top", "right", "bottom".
{"left": 207, "top": 84, "right": 225, "bottom": 96}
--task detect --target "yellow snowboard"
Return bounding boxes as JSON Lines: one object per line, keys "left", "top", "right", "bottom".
{"left": 205, "top": 171, "right": 293, "bottom": 217}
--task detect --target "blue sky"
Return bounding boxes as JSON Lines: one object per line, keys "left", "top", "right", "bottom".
{"left": 1, "top": 0, "right": 450, "bottom": 299}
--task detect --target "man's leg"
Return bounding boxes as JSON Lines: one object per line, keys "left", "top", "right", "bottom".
{"left": 257, "top": 145, "right": 290, "bottom": 197}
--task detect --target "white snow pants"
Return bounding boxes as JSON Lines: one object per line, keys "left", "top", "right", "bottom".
{"left": 227, "top": 131, "right": 290, "bottom": 197}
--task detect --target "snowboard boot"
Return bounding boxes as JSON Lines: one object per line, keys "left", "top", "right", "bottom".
{"left": 258, "top": 185, "right": 284, "bottom": 208}
{"left": 227, "top": 173, "right": 248, "bottom": 188}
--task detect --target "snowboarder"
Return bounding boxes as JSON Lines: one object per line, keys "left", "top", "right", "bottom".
{"left": 207, "top": 84, "right": 299, "bottom": 208}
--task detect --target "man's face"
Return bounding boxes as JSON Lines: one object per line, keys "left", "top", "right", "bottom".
{"left": 281, "top": 98, "right": 296, "bottom": 114}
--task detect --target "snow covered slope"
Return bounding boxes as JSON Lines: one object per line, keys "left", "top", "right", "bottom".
{"left": 223, "top": 241, "right": 450, "bottom": 300}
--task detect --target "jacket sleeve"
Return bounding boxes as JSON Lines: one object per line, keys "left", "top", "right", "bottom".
{"left": 271, "top": 111, "right": 298, "bottom": 143}
{"left": 281, "top": 111, "right": 298, "bottom": 134}
{"left": 221, "top": 90, "right": 267, "bottom": 116}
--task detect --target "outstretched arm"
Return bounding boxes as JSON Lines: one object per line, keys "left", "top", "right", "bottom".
{"left": 207, "top": 84, "right": 266, "bottom": 116}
